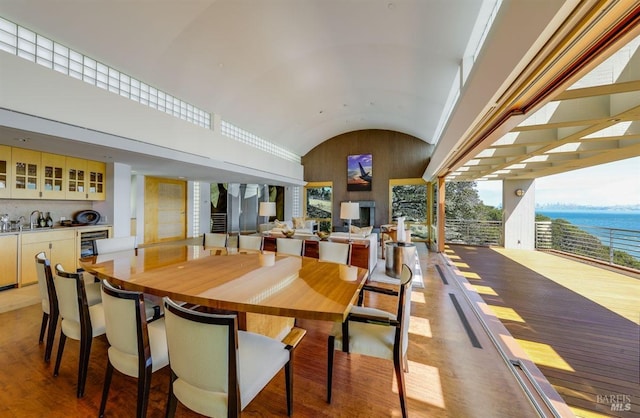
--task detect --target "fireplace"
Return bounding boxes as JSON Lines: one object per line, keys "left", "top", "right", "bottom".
{"left": 342, "top": 200, "right": 375, "bottom": 228}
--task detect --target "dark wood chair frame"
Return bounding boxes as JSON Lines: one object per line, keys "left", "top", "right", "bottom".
{"left": 327, "top": 264, "right": 413, "bottom": 418}
{"left": 35, "top": 253, "right": 59, "bottom": 363}
{"left": 52, "top": 266, "right": 97, "bottom": 398}
{"left": 164, "top": 298, "right": 294, "bottom": 417}
{"left": 99, "top": 281, "right": 156, "bottom": 418}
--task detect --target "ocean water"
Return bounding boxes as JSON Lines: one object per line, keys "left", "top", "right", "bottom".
{"left": 536, "top": 210, "right": 640, "bottom": 231}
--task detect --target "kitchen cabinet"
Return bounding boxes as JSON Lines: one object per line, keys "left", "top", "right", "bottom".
{"left": 86, "top": 160, "right": 106, "bottom": 200}
{"left": 0, "top": 145, "right": 11, "bottom": 198}
{"left": 2, "top": 146, "right": 106, "bottom": 201}
{"left": 11, "top": 148, "right": 41, "bottom": 199}
{"left": 41, "top": 153, "right": 66, "bottom": 199}
{"left": 0, "top": 234, "right": 18, "bottom": 288}
{"left": 20, "top": 229, "right": 76, "bottom": 286}
{"left": 65, "top": 157, "right": 87, "bottom": 200}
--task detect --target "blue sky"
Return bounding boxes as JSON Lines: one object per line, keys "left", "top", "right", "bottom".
{"left": 475, "top": 156, "right": 640, "bottom": 207}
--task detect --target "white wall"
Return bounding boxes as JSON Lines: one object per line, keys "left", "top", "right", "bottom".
{"left": 0, "top": 53, "right": 304, "bottom": 184}
{"left": 502, "top": 179, "right": 536, "bottom": 249}
{"left": 133, "top": 175, "right": 145, "bottom": 244}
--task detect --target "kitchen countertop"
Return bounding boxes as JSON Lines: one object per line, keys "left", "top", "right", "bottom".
{"left": 0, "top": 224, "right": 112, "bottom": 236}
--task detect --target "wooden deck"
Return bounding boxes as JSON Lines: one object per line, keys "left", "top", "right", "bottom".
{"left": 0, "top": 241, "right": 554, "bottom": 417}
{"left": 447, "top": 245, "right": 640, "bottom": 418}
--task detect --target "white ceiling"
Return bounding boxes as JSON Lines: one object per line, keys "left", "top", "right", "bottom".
{"left": 0, "top": 0, "right": 487, "bottom": 155}
{"left": 1, "top": 0, "right": 636, "bottom": 184}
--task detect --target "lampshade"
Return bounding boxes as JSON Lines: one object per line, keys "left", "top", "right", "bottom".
{"left": 340, "top": 201, "right": 360, "bottom": 220}
{"left": 259, "top": 201, "right": 276, "bottom": 217}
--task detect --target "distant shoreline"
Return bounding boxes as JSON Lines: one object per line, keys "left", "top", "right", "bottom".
{"left": 536, "top": 210, "right": 639, "bottom": 231}
{"left": 536, "top": 206, "right": 639, "bottom": 213}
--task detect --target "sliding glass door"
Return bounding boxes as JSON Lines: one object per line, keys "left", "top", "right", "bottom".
{"left": 389, "top": 178, "right": 428, "bottom": 240}
{"left": 304, "top": 181, "right": 333, "bottom": 232}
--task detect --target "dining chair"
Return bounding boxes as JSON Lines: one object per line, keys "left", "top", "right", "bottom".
{"left": 36, "top": 253, "right": 102, "bottom": 362}
{"left": 35, "top": 252, "right": 59, "bottom": 362}
{"left": 92, "top": 237, "right": 162, "bottom": 321}
{"left": 203, "top": 232, "right": 228, "bottom": 248}
{"left": 327, "top": 264, "right": 413, "bottom": 418}
{"left": 99, "top": 280, "right": 169, "bottom": 418}
{"left": 238, "top": 234, "right": 263, "bottom": 252}
{"left": 163, "top": 297, "right": 294, "bottom": 417}
{"left": 276, "top": 237, "right": 304, "bottom": 256}
{"left": 319, "top": 241, "right": 350, "bottom": 265}
{"left": 95, "top": 235, "right": 137, "bottom": 255}
{"left": 52, "top": 264, "right": 107, "bottom": 398}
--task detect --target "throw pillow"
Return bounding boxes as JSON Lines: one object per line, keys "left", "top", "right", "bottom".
{"left": 349, "top": 225, "right": 372, "bottom": 236}
{"left": 293, "top": 217, "right": 306, "bottom": 229}
{"left": 274, "top": 219, "right": 287, "bottom": 229}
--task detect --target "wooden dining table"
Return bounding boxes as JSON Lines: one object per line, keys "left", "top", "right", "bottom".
{"left": 80, "top": 244, "right": 369, "bottom": 339}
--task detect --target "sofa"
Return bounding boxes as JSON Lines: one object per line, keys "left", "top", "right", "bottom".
{"left": 259, "top": 218, "right": 317, "bottom": 235}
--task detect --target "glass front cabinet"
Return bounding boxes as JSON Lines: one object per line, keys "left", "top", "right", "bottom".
{"left": 0, "top": 145, "right": 10, "bottom": 199}
{"left": 11, "top": 147, "right": 41, "bottom": 199}
{"left": 0, "top": 146, "right": 106, "bottom": 201}
{"left": 41, "top": 153, "right": 66, "bottom": 199}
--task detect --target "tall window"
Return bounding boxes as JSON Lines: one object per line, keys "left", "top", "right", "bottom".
{"left": 304, "top": 182, "right": 332, "bottom": 232}
{"left": 389, "top": 178, "right": 428, "bottom": 240}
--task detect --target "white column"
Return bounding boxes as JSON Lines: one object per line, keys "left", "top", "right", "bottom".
{"left": 502, "top": 179, "right": 536, "bottom": 250}
{"left": 93, "top": 162, "right": 131, "bottom": 238}
{"left": 199, "top": 182, "right": 211, "bottom": 237}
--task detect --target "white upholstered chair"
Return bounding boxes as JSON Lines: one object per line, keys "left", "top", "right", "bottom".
{"left": 99, "top": 280, "right": 169, "bottom": 418}
{"left": 92, "top": 237, "right": 161, "bottom": 321}
{"left": 95, "top": 235, "right": 137, "bottom": 255}
{"left": 238, "top": 234, "right": 263, "bottom": 252}
{"left": 276, "top": 238, "right": 304, "bottom": 256}
{"left": 327, "top": 264, "right": 413, "bottom": 418}
{"left": 203, "top": 232, "right": 228, "bottom": 248}
{"left": 36, "top": 253, "right": 102, "bottom": 363}
{"left": 53, "top": 264, "right": 107, "bottom": 398}
{"left": 319, "top": 241, "right": 350, "bottom": 265}
{"left": 163, "top": 297, "right": 294, "bottom": 417}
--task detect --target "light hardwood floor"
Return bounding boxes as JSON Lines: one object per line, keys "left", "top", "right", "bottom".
{"left": 448, "top": 245, "right": 640, "bottom": 418}
{"left": 0, "top": 242, "right": 554, "bottom": 417}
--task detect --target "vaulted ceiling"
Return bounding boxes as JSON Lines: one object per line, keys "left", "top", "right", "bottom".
{"left": 0, "top": 1, "right": 638, "bottom": 184}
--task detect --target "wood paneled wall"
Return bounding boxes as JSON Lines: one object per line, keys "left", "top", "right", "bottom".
{"left": 302, "top": 129, "right": 430, "bottom": 227}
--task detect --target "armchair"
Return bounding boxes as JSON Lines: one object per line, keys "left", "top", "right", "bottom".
{"left": 99, "top": 280, "right": 169, "bottom": 418}
{"left": 52, "top": 265, "right": 107, "bottom": 398}
{"left": 34, "top": 252, "right": 58, "bottom": 362}
{"left": 163, "top": 297, "right": 295, "bottom": 417}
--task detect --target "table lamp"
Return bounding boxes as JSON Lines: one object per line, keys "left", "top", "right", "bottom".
{"left": 259, "top": 201, "right": 276, "bottom": 224}
{"left": 340, "top": 201, "right": 360, "bottom": 241}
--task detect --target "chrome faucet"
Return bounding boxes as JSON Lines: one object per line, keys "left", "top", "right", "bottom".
{"left": 30, "top": 210, "right": 40, "bottom": 229}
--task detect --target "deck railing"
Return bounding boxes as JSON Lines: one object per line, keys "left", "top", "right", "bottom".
{"left": 444, "top": 219, "right": 640, "bottom": 271}
{"left": 535, "top": 221, "right": 640, "bottom": 270}
{"left": 444, "top": 219, "right": 502, "bottom": 246}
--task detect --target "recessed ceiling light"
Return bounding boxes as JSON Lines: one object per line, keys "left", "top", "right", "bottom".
{"left": 15, "top": 137, "right": 29, "bottom": 142}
